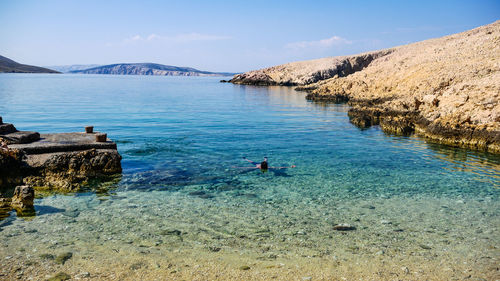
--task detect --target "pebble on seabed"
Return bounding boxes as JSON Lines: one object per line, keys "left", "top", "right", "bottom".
{"left": 333, "top": 224, "right": 356, "bottom": 231}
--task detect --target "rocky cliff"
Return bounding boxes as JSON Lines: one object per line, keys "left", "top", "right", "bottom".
{"left": 230, "top": 49, "right": 393, "bottom": 86}
{"left": 71, "top": 63, "right": 235, "bottom": 76}
{"left": 230, "top": 21, "right": 500, "bottom": 153}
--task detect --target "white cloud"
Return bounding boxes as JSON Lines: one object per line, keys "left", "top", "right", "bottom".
{"left": 147, "top": 34, "right": 161, "bottom": 41}
{"left": 129, "top": 35, "right": 144, "bottom": 41}
{"left": 123, "top": 33, "right": 231, "bottom": 43}
{"left": 286, "top": 36, "right": 351, "bottom": 49}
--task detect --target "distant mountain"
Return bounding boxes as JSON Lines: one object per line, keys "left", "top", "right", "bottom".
{"left": 70, "top": 63, "right": 235, "bottom": 76}
{"left": 46, "top": 64, "right": 101, "bottom": 73}
{"left": 0, "top": 55, "right": 60, "bottom": 73}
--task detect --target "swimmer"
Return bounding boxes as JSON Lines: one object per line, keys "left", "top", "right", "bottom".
{"left": 242, "top": 156, "right": 296, "bottom": 172}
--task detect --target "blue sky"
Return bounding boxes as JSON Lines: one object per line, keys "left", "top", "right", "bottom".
{"left": 1, "top": 0, "right": 498, "bottom": 72}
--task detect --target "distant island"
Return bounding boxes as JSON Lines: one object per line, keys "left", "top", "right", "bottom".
{"left": 70, "top": 63, "right": 236, "bottom": 76}
{"left": 1, "top": 59, "right": 236, "bottom": 77}
{"left": 46, "top": 64, "right": 101, "bottom": 73}
{"left": 0, "top": 55, "right": 60, "bottom": 73}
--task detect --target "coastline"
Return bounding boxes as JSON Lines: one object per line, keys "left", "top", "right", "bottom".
{"left": 229, "top": 21, "right": 500, "bottom": 153}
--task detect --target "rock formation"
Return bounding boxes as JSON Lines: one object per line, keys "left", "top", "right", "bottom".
{"left": 0, "top": 185, "right": 35, "bottom": 218}
{"left": 230, "top": 20, "right": 500, "bottom": 153}
{"left": 11, "top": 185, "right": 34, "bottom": 208}
{"left": 230, "top": 50, "right": 393, "bottom": 86}
{"left": 11, "top": 185, "right": 35, "bottom": 216}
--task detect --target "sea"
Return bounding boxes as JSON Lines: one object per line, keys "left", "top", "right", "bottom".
{"left": 0, "top": 74, "right": 498, "bottom": 280}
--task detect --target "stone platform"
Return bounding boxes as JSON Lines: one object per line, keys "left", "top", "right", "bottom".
{"left": 1, "top": 117, "right": 122, "bottom": 192}
{"left": 9, "top": 132, "right": 117, "bottom": 154}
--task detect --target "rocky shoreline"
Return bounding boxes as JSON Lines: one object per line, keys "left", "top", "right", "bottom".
{"left": 229, "top": 21, "right": 500, "bottom": 153}
{"left": 230, "top": 49, "right": 393, "bottom": 86}
{"left": 305, "top": 93, "right": 500, "bottom": 152}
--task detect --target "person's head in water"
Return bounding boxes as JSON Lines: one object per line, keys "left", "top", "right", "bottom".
{"left": 260, "top": 157, "right": 268, "bottom": 171}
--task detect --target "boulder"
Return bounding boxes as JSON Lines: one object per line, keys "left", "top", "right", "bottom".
{"left": 11, "top": 185, "right": 34, "bottom": 209}
{"left": 11, "top": 185, "right": 35, "bottom": 217}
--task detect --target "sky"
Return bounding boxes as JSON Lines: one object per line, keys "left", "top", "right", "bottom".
{"left": 0, "top": 0, "right": 499, "bottom": 72}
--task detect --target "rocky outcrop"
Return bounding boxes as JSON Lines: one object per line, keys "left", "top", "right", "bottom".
{"left": 305, "top": 21, "right": 500, "bottom": 152}
{"left": 0, "top": 118, "right": 122, "bottom": 191}
{"left": 10, "top": 185, "right": 35, "bottom": 216}
{"left": 232, "top": 20, "right": 500, "bottom": 153}
{"left": 230, "top": 49, "right": 393, "bottom": 86}
{"left": 23, "top": 149, "right": 122, "bottom": 191}
{"left": 0, "top": 185, "right": 35, "bottom": 218}
{"left": 71, "top": 63, "right": 235, "bottom": 77}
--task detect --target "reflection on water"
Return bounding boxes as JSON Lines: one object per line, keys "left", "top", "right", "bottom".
{"left": 426, "top": 143, "right": 500, "bottom": 184}
{"left": 387, "top": 135, "right": 500, "bottom": 189}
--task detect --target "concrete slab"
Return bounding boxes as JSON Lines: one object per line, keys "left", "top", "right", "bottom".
{"left": 9, "top": 132, "right": 117, "bottom": 154}
{"left": 1, "top": 131, "right": 40, "bottom": 144}
{"left": 0, "top": 123, "right": 16, "bottom": 134}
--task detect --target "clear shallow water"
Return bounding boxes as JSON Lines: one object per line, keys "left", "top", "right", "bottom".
{"left": 0, "top": 74, "right": 499, "bottom": 279}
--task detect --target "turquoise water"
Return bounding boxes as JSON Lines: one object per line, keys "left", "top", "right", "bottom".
{"left": 0, "top": 74, "right": 499, "bottom": 279}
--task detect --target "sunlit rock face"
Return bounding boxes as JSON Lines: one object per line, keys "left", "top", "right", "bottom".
{"left": 230, "top": 50, "right": 393, "bottom": 86}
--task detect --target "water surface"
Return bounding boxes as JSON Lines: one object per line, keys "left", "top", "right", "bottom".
{"left": 0, "top": 74, "right": 498, "bottom": 280}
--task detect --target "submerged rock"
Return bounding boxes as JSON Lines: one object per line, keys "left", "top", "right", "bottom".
{"left": 74, "top": 272, "right": 90, "bottom": 279}
{"left": 188, "top": 190, "right": 206, "bottom": 196}
{"left": 333, "top": 224, "right": 356, "bottom": 231}
{"left": 160, "top": 229, "right": 182, "bottom": 236}
{"left": 419, "top": 244, "right": 432, "bottom": 250}
{"left": 402, "top": 266, "right": 410, "bottom": 274}
{"left": 39, "top": 253, "right": 55, "bottom": 260}
{"left": 129, "top": 261, "right": 146, "bottom": 270}
{"left": 55, "top": 252, "right": 73, "bottom": 264}
{"left": 47, "top": 272, "right": 71, "bottom": 281}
